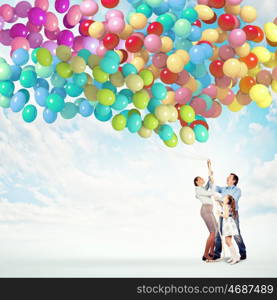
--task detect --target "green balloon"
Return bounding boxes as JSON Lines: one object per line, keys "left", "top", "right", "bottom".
{"left": 31, "top": 48, "right": 40, "bottom": 63}
{"left": 60, "top": 102, "right": 78, "bottom": 119}
{"left": 97, "top": 89, "right": 115, "bottom": 106}
{"left": 173, "top": 19, "right": 192, "bottom": 38}
{"left": 35, "top": 63, "right": 54, "bottom": 78}
{"left": 139, "top": 70, "right": 154, "bottom": 86}
{"left": 157, "top": 14, "right": 174, "bottom": 31}
{"left": 93, "top": 66, "right": 109, "bottom": 83}
{"left": 112, "top": 114, "right": 127, "bottom": 131}
{"left": 22, "top": 105, "right": 37, "bottom": 123}
{"left": 132, "top": 90, "right": 150, "bottom": 109}
{"left": 0, "top": 94, "right": 10, "bottom": 108}
{"left": 181, "top": 8, "right": 198, "bottom": 23}
{"left": 164, "top": 133, "right": 178, "bottom": 148}
{"left": 56, "top": 62, "right": 73, "bottom": 78}
{"left": 37, "top": 48, "right": 53, "bottom": 67}
{"left": 194, "top": 125, "right": 209, "bottom": 143}
{"left": 46, "top": 94, "right": 65, "bottom": 112}
{"left": 0, "top": 63, "right": 12, "bottom": 81}
{"left": 143, "top": 113, "right": 159, "bottom": 130}
{"left": 20, "top": 70, "right": 37, "bottom": 88}
{"left": 180, "top": 105, "right": 195, "bottom": 123}
{"left": 0, "top": 81, "right": 15, "bottom": 97}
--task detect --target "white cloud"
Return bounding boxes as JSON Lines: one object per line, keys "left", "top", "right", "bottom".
{"left": 266, "top": 99, "right": 277, "bottom": 123}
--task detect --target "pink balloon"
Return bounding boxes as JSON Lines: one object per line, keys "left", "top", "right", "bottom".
{"left": 73, "top": 36, "right": 84, "bottom": 52}
{"left": 0, "top": 30, "right": 13, "bottom": 46}
{"left": 44, "top": 27, "right": 60, "bottom": 40}
{"left": 96, "top": 42, "right": 107, "bottom": 57}
{"left": 41, "top": 40, "right": 57, "bottom": 55}
{"left": 11, "top": 36, "right": 30, "bottom": 51}
{"left": 228, "top": 29, "right": 246, "bottom": 47}
{"left": 152, "top": 53, "right": 167, "bottom": 68}
{"left": 215, "top": 76, "right": 232, "bottom": 88}
{"left": 190, "top": 97, "right": 207, "bottom": 114}
{"left": 7, "top": 14, "right": 18, "bottom": 24}
{"left": 66, "top": 5, "right": 82, "bottom": 26}
{"left": 197, "top": 0, "right": 209, "bottom": 4}
{"left": 1, "top": 4, "right": 14, "bottom": 22}
{"left": 176, "top": 70, "right": 190, "bottom": 86}
{"left": 105, "top": 9, "right": 124, "bottom": 21}
{"left": 107, "top": 17, "right": 125, "bottom": 34}
{"left": 219, "top": 45, "right": 235, "bottom": 61}
{"left": 175, "top": 87, "right": 192, "bottom": 104}
{"left": 144, "top": 34, "right": 162, "bottom": 53}
{"left": 27, "top": 21, "right": 42, "bottom": 33}
{"left": 45, "top": 12, "right": 59, "bottom": 32}
{"left": 80, "top": 0, "right": 98, "bottom": 16}
{"left": 202, "top": 102, "right": 217, "bottom": 118}
{"left": 220, "top": 89, "right": 235, "bottom": 105}
{"left": 202, "top": 84, "right": 217, "bottom": 98}
{"left": 212, "top": 102, "right": 222, "bottom": 118}
{"left": 132, "top": 32, "right": 145, "bottom": 40}
{"left": 35, "top": 0, "right": 49, "bottom": 11}
{"left": 226, "top": 0, "right": 243, "bottom": 5}
{"left": 83, "top": 37, "right": 99, "bottom": 54}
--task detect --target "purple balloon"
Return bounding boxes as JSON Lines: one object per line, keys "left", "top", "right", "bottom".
{"left": 44, "top": 28, "right": 60, "bottom": 41}
{"left": 63, "top": 14, "right": 74, "bottom": 29}
{"left": 27, "top": 32, "right": 43, "bottom": 48}
{"left": 15, "top": 1, "right": 32, "bottom": 18}
{"left": 26, "top": 21, "right": 42, "bottom": 33}
{"left": 28, "top": 7, "right": 46, "bottom": 26}
{"left": 55, "top": 0, "right": 70, "bottom": 13}
{"left": 83, "top": 37, "right": 99, "bottom": 54}
{"left": 7, "top": 14, "right": 19, "bottom": 24}
{"left": 57, "top": 30, "right": 74, "bottom": 47}
{"left": 0, "top": 30, "right": 13, "bottom": 46}
{"left": 41, "top": 41, "right": 58, "bottom": 55}
{"left": 10, "top": 23, "right": 29, "bottom": 38}
{"left": 0, "top": 17, "right": 4, "bottom": 31}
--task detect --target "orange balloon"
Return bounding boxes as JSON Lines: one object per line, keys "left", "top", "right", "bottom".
{"left": 239, "top": 76, "right": 256, "bottom": 94}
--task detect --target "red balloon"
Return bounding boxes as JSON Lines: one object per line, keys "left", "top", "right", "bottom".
{"left": 209, "top": 60, "right": 224, "bottom": 78}
{"left": 147, "top": 22, "right": 163, "bottom": 36}
{"left": 160, "top": 68, "right": 178, "bottom": 84}
{"left": 79, "top": 20, "right": 94, "bottom": 36}
{"left": 208, "top": 0, "right": 225, "bottom": 9}
{"left": 192, "top": 19, "right": 201, "bottom": 27}
{"left": 253, "top": 26, "right": 264, "bottom": 43}
{"left": 103, "top": 33, "right": 119, "bottom": 50}
{"left": 240, "top": 53, "right": 258, "bottom": 69}
{"left": 243, "top": 25, "right": 258, "bottom": 41}
{"left": 119, "top": 49, "right": 128, "bottom": 63}
{"left": 203, "top": 12, "right": 217, "bottom": 24}
{"left": 101, "top": 0, "right": 119, "bottom": 8}
{"left": 218, "top": 14, "right": 236, "bottom": 31}
{"left": 190, "top": 120, "right": 209, "bottom": 130}
{"left": 125, "top": 35, "right": 143, "bottom": 53}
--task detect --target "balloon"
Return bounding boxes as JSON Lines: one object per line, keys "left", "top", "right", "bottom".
{"left": 35, "top": 87, "right": 48, "bottom": 106}
{"left": 127, "top": 113, "right": 142, "bottom": 133}
{"left": 10, "top": 91, "right": 26, "bottom": 112}
{"left": 28, "top": 7, "right": 46, "bottom": 26}
{"left": 37, "top": 48, "right": 52, "bottom": 66}
{"left": 194, "top": 124, "right": 209, "bottom": 143}
{"left": 79, "top": 100, "right": 94, "bottom": 117}
{"left": 180, "top": 126, "right": 195, "bottom": 145}
{"left": 249, "top": 84, "right": 270, "bottom": 102}
{"left": 22, "top": 104, "right": 37, "bottom": 122}
{"left": 112, "top": 114, "right": 127, "bottom": 130}
{"left": 158, "top": 124, "right": 174, "bottom": 141}
{"left": 46, "top": 93, "right": 65, "bottom": 112}
{"left": 60, "top": 102, "right": 78, "bottom": 119}
{"left": 180, "top": 105, "right": 195, "bottom": 123}
{"left": 43, "top": 107, "right": 58, "bottom": 123}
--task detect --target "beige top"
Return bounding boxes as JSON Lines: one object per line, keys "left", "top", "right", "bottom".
{"left": 195, "top": 182, "right": 215, "bottom": 205}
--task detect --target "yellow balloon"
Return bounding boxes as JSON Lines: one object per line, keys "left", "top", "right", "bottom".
{"left": 256, "top": 94, "right": 272, "bottom": 108}
{"left": 130, "top": 13, "right": 147, "bottom": 30}
{"left": 131, "top": 57, "right": 145, "bottom": 72}
{"left": 228, "top": 98, "right": 243, "bottom": 112}
{"left": 138, "top": 126, "right": 152, "bottom": 138}
{"left": 223, "top": 58, "right": 241, "bottom": 78}
{"left": 180, "top": 126, "right": 195, "bottom": 145}
{"left": 118, "top": 24, "right": 133, "bottom": 40}
{"left": 264, "top": 22, "right": 277, "bottom": 43}
{"left": 56, "top": 45, "right": 72, "bottom": 62}
{"left": 263, "top": 53, "right": 277, "bottom": 68}
{"left": 237, "top": 62, "right": 248, "bottom": 78}
{"left": 183, "top": 76, "right": 197, "bottom": 92}
{"left": 154, "top": 104, "right": 170, "bottom": 123}
{"left": 166, "top": 54, "right": 184, "bottom": 73}
{"left": 249, "top": 84, "right": 270, "bottom": 102}
{"left": 235, "top": 42, "right": 250, "bottom": 58}
{"left": 125, "top": 74, "right": 144, "bottom": 92}
{"left": 89, "top": 21, "right": 105, "bottom": 39}
{"left": 240, "top": 6, "right": 257, "bottom": 23}
{"left": 209, "top": 45, "right": 219, "bottom": 61}
{"left": 84, "top": 84, "right": 98, "bottom": 101}
{"left": 160, "top": 36, "right": 173, "bottom": 53}
{"left": 248, "top": 64, "right": 261, "bottom": 77}
{"left": 110, "top": 71, "right": 125, "bottom": 87}
{"left": 134, "top": 49, "right": 149, "bottom": 63}
{"left": 251, "top": 47, "right": 271, "bottom": 64}
{"left": 195, "top": 5, "right": 214, "bottom": 21}
{"left": 271, "top": 80, "right": 277, "bottom": 93}
{"left": 216, "top": 28, "right": 227, "bottom": 43}
{"left": 224, "top": 4, "right": 241, "bottom": 15}
{"left": 175, "top": 50, "right": 190, "bottom": 65}
{"left": 201, "top": 29, "right": 219, "bottom": 43}
{"left": 70, "top": 56, "right": 86, "bottom": 73}
{"left": 167, "top": 104, "right": 178, "bottom": 122}
{"left": 162, "top": 91, "right": 175, "bottom": 105}
{"left": 88, "top": 54, "right": 101, "bottom": 69}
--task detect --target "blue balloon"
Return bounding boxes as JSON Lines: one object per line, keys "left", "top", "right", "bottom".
{"left": 94, "top": 103, "right": 112, "bottom": 122}
{"left": 191, "top": 63, "right": 207, "bottom": 79}
{"left": 198, "top": 73, "right": 211, "bottom": 88}
{"left": 199, "top": 43, "right": 214, "bottom": 59}
{"left": 158, "top": 124, "right": 174, "bottom": 141}
{"left": 34, "top": 78, "right": 49, "bottom": 90}
{"left": 10, "top": 65, "right": 22, "bottom": 81}
{"left": 112, "top": 94, "right": 129, "bottom": 110}
{"left": 122, "top": 63, "right": 138, "bottom": 77}
{"left": 12, "top": 48, "right": 29, "bottom": 66}
{"left": 151, "top": 83, "right": 167, "bottom": 100}
{"left": 168, "top": 0, "right": 186, "bottom": 11}
{"left": 35, "top": 87, "right": 49, "bottom": 107}
{"left": 100, "top": 58, "right": 118, "bottom": 74}
{"left": 10, "top": 91, "right": 26, "bottom": 112}
{"left": 73, "top": 73, "right": 88, "bottom": 87}
{"left": 119, "top": 89, "right": 133, "bottom": 103}
{"left": 102, "top": 81, "right": 117, "bottom": 94}
{"left": 51, "top": 73, "right": 66, "bottom": 88}
{"left": 127, "top": 113, "right": 142, "bottom": 133}
{"left": 153, "top": 1, "right": 169, "bottom": 15}
{"left": 65, "top": 83, "right": 83, "bottom": 97}
{"left": 147, "top": 98, "right": 162, "bottom": 113}
{"left": 184, "top": 61, "right": 196, "bottom": 73}
{"left": 164, "top": 30, "right": 175, "bottom": 41}
{"left": 189, "top": 45, "right": 205, "bottom": 64}
{"left": 43, "top": 108, "right": 57, "bottom": 124}
{"left": 79, "top": 100, "right": 94, "bottom": 117}
{"left": 51, "top": 87, "right": 66, "bottom": 99}
{"left": 120, "top": 110, "right": 129, "bottom": 119}
{"left": 188, "top": 25, "right": 202, "bottom": 41}
{"left": 18, "top": 88, "right": 30, "bottom": 103}
{"left": 175, "top": 38, "right": 192, "bottom": 50}
{"left": 194, "top": 124, "right": 209, "bottom": 143}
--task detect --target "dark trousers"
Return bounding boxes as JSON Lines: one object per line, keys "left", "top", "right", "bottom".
{"left": 214, "top": 213, "right": 247, "bottom": 258}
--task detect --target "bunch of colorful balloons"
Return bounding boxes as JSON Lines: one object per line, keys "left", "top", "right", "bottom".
{"left": 0, "top": 0, "right": 276, "bottom": 148}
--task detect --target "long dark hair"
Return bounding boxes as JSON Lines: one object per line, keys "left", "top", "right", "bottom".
{"left": 227, "top": 195, "right": 237, "bottom": 218}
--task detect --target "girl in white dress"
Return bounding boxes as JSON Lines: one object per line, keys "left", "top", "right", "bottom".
{"left": 218, "top": 194, "right": 240, "bottom": 265}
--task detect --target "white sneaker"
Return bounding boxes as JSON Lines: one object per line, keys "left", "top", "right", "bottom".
{"left": 226, "top": 258, "right": 233, "bottom": 263}
{"left": 229, "top": 258, "right": 240, "bottom": 265}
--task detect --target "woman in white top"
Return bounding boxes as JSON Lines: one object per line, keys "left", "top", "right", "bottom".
{"left": 194, "top": 160, "right": 218, "bottom": 261}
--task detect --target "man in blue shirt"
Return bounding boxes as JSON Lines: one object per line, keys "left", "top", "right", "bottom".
{"left": 208, "top": 162, "right": 247, "bottom": 261}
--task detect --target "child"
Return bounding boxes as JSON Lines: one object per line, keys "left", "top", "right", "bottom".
{"left": 218, "top": 194, "right": 240, "bottom": 265}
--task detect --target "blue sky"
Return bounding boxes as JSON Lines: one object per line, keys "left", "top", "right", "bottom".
{"left": 0, "top": 0, "right": 277, "bottom": 273}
